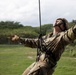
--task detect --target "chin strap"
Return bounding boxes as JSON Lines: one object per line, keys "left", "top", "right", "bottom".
{"left": 54, "top": 23, "right": 66, "bottom": 31}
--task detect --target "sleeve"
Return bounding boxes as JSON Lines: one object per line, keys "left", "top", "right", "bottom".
{"left": 19, "top": 37, "right": 38, "bottom": 48}
{"left": 62, "top": 25, "right": 76, "bottom": 45}
{"left": 18, "top": 33, "right": 52, "bottom": 48}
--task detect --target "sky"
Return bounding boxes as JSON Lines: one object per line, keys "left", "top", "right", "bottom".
{"left": 0, "top": 0, "right": 76, "bottom": 27}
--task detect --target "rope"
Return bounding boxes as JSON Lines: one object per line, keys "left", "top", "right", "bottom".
{"left": 38, "top": 0, "right": 42, "bottom": 33}
{"left": 36, "top": 0, "right": 42, "bottom": 61}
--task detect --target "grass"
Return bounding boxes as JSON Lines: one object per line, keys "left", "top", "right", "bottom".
{"left": 0, "top": 45, "right": 76, "bottom": 75}
{"left": 53, "top": 57, "right": 76, "bottom": 75}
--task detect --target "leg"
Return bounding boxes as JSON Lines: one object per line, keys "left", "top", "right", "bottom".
{"left": 47, "top": 66, "right": 56, "bottom": 75}
{"left": 22, "top": 62, "right": 55, "bottom": 75}
{"left": 27, "top": 61, "right": 48, "bottom": 75}
{"left": 47, "top": 69, "right": 54, "bottom": 75}
{"left": 22, "top": 62, "right": 36, "bottom": 75}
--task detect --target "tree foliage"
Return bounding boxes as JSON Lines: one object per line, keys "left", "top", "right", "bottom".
{"left": 0, "top": 21, "right": 23, "bottom": 29}
{"left": 0, "top": 20, "right": 76, "bottom": 44}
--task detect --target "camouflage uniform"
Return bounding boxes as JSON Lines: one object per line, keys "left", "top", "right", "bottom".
{"left": 20, "top": 25, "right": 76, "bottom": 75}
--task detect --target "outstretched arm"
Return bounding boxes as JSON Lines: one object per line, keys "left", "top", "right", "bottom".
{"left": 62, "top": 25, "right": 76, "bottom": 45}
{"left": 10, "top": 32, "right": 53, "bottom": 48}
{"left": 11, "top": 35, "right": 38, "bottom": 48}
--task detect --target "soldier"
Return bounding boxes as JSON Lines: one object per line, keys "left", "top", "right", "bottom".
{"left": 11, "top": 18, "right": 76, "bottom": 75}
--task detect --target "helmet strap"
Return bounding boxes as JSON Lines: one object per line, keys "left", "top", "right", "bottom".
{"left": 54, "top": 23, "right": 66, "bottom": 31}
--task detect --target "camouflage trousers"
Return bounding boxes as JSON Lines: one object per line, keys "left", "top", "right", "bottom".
{"left": 22, "top": 61, "right": 56, "bottom": 75}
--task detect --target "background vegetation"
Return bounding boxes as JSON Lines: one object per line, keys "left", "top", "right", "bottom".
{"left": 0, "top": 20, "right": 76, "bottom": 44}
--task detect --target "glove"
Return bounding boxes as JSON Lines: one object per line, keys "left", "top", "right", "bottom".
{"left": 11, "top": 35, "right": 20, "bottom": 41}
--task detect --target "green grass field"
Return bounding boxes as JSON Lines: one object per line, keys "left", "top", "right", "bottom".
{"left": 0, "top": 45, "right": 76, "bottom": 75}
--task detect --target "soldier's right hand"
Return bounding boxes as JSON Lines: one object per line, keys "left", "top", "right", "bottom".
{"left": 11, "top": 35, "right": 20, "bottom": 41}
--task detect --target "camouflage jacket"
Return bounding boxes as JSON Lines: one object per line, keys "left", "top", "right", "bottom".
{"left": 19, "top": 25, "right": 76, "bottom": 63}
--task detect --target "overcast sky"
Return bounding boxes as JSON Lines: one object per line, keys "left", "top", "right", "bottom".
{"left": 0, "top": 0, "right": 76, "bottom": 27}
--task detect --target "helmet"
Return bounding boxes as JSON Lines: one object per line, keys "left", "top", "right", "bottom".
{"left": 56, "top": 18, "right": 68, "bottom": 30}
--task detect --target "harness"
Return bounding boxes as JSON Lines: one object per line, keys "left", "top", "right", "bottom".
{"left": 36, "top": 35, "right": 56, "bottom": 67}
